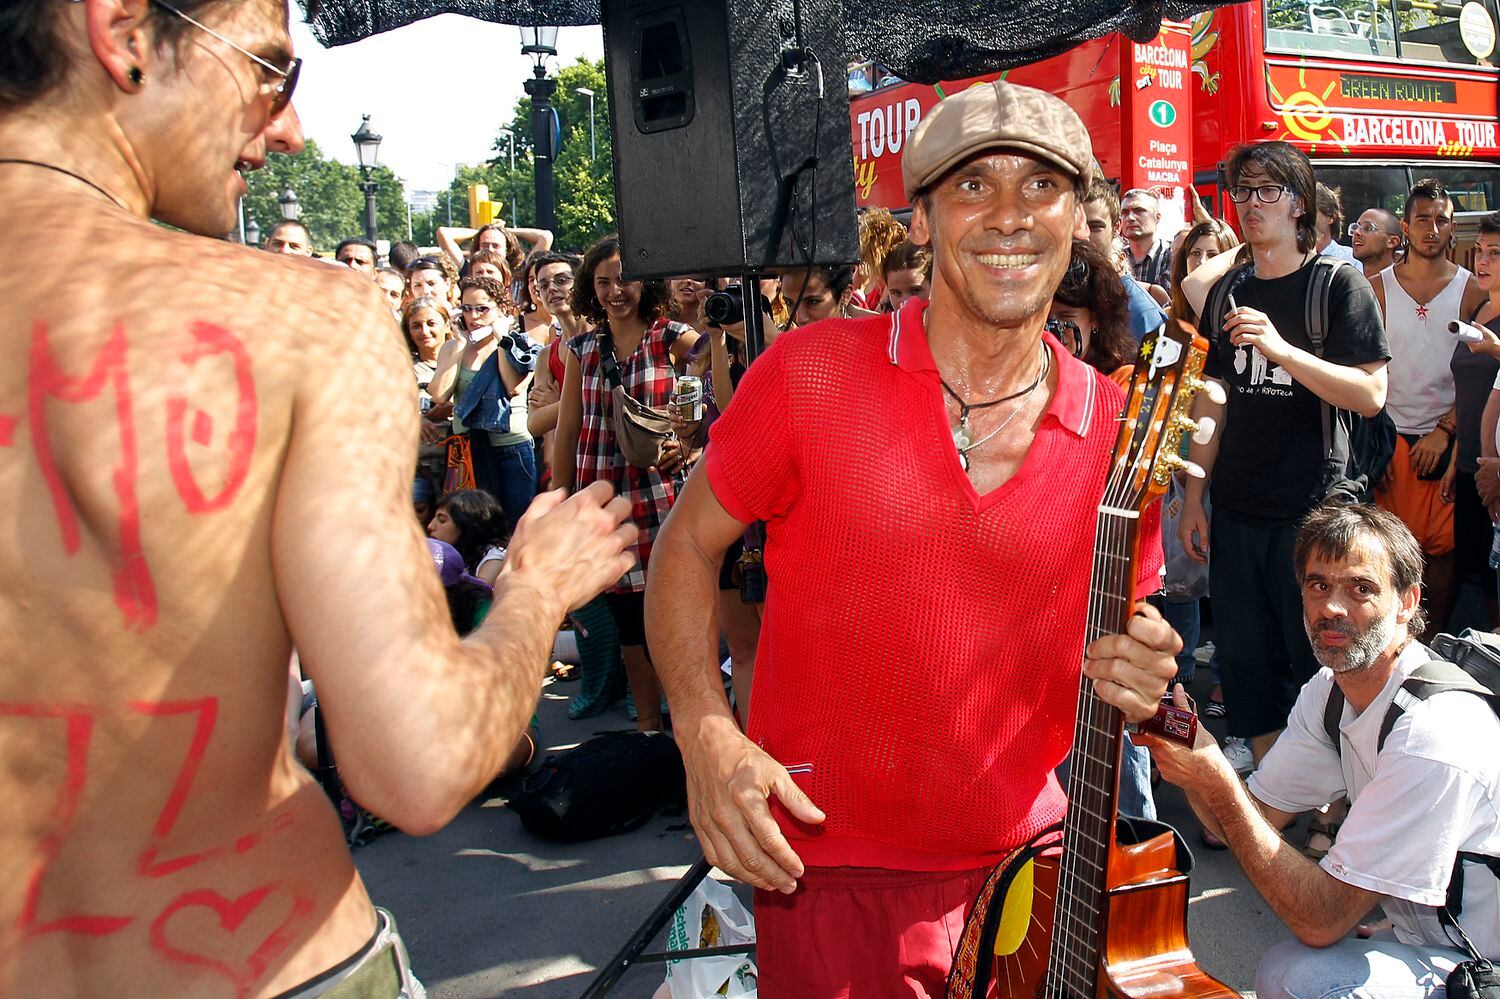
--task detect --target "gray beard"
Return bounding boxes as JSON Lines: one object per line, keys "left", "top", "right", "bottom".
{"left": 1307, "top": 612, "right": 1396, "bottom": 674}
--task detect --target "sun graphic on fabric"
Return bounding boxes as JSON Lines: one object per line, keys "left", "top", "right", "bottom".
{"left": 1266, "top": 64, "right": 1350, "bottom": 153}
{"left": 990, "top": 858, "right": 1054, "bottom": 994}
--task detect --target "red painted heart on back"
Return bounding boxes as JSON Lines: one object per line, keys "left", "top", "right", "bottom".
{"left": 149, "top": 884, "right": 315, "bottom": 998}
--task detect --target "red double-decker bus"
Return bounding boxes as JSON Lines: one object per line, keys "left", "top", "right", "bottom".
{"left": 849, "top": 0, "right": 1500, "bottom": 231}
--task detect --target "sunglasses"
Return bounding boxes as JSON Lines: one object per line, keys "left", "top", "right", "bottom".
{"left": 149, "top": 0, "right": 301, "bottom": 118}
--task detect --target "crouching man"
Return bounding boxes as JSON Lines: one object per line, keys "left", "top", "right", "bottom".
{"left": 1147, "top": 504, "right": 1499, "bottom": 997}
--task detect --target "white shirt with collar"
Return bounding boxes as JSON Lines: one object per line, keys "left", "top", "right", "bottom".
{"left": 1248, "top": 641, "right": 1500, "bottom": 958}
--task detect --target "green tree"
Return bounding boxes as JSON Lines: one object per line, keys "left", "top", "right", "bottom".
{"left": 463, "top": 57, "right": 616, "bottom": 251}
{"left": 243, "top": 138, "right": 407, "bottom": 252}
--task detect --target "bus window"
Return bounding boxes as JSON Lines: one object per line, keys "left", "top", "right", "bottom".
{"left": 1422, "top": 167, "right": 1499, "bottom": 212}
{"left": 1313, "top": 164, "right": 1412, "bottom": 222}
{"left": 1266, "top": 0, "right": 1398, "bottom": 58}
{"left": 1394, "top": 0, "right": 1496, "bottom": 65}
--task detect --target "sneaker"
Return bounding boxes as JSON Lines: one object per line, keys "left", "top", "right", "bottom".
{"left": 1221, "top": 736, "right": 1254, "bottom": 776}
{"left": 1193, "top": 642, "right": 1216, "bottom": 666}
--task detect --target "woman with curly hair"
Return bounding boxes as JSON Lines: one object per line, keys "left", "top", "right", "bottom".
{"left": 553, "top": 236, "right": 700, "bottom": 732}
{"left": 851, "top": 206, "right": 908, "bottom": 310}
{"left": 427, "top": 489, "right": 509, "bottom": 586}
{"left": 1048, "top": 239, "right": 1137, "bottom": 388}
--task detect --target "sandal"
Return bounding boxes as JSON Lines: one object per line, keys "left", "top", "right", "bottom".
{"left": 1203, "top": 698, "right": 1227, "bottom": 719}
{"left": 1303, "top": 817, "right": 1340, "bottom": 860}
{"left": 548, "top": 661, "right": 579, "bottom": 682}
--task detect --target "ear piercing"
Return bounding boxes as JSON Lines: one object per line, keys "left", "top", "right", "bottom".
{"left": 128, "top": 66, "right": 144, "bottom": 85}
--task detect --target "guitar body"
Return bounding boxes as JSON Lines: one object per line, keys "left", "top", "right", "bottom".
{"left": 970, "top": 832, "right": 1238, "bottom": 999}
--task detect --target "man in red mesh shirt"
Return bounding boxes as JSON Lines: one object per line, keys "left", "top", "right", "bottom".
{"left": 647, "top": 80, "right": 1180, "bottom": 995}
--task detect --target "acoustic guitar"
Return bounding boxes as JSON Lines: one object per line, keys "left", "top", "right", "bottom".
{"left": 946, "top": 318, "right": 1240, "bottom": 999}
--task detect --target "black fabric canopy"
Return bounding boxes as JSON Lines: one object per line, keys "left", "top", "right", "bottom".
{"left": 301, "top": 0, "right": 1236, "bottom": 83}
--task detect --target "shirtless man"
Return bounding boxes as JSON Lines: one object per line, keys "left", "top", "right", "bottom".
{"left": 0, "top": 2, "right": 634, "bottom": 996}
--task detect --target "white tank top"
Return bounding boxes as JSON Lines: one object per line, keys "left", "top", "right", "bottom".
{"left": 1380, "top": 265, "right": 1468, "bottom": 434}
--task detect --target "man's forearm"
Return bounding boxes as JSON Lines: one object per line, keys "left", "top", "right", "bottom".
{"left": 1198, "top": 766, "right": 1368, "bottom": 946}
{"left": 1279, "top": 352, "right": 1386, "bottom": 416}
{"left": 645, "top": 527, "right": 738, "bottom": 740}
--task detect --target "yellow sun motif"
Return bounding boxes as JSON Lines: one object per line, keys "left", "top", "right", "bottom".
{"left": 1266, "top": 63, "right": 1350, "bottom": 153}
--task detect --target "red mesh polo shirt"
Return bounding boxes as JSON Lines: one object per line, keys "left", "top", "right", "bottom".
{"left": 703, "top": 298, "right": 1163, "bottom": 871}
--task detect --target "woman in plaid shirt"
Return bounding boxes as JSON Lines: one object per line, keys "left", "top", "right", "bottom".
{"left": 553, "top": 237, "right": 700, "bottom": 732}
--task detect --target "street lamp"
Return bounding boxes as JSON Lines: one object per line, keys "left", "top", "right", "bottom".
{"left": 278, "top": 187, "right": 300, "bottom": 221}
{"left": 519, "top": 26, "right": 559, "bottom": 233}
{"left": 351, "top": 113, "right": 383, "bottom": 243}
{"left": 574, "top": 86, "right": 596, "bottom": 161}
{"left": 245, "top": 216, "right": 261, "bottom": 247}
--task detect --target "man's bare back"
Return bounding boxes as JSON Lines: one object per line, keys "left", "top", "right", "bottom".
{"left": 0, "top": 184, "right": 636, "bottom": 997}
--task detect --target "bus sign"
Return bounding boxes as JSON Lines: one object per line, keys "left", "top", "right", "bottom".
{"left": 1149, "top": 100, "right": 1177, "bottom": 127}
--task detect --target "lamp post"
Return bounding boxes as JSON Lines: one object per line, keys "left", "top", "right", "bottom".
{"left": 245, "top": 216, "right": 261, "bottom": 247}
{"left": 574, "top": 86, "right": 596, "bottom": 161}
{"left": 519, "top": 26, "right": 559, "bottom": 233}
{"left": 278, "top": 187, "right": 300, "bottom": 221}
{"left": 351, "top": 114, "right": 383, "bottom": 243}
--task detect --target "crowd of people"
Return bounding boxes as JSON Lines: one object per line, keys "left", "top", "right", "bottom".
{"left": 2, "top": 1, "right": 1497, "bottom": 996}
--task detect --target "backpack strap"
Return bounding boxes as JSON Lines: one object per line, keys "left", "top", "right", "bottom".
{"left": 1323, "top": 680, "right": 1346, "bottom": 755}
{"left": 1378, "top": 658, "right": 1493, "bottom": 752}
{"left": 1304, "top": 257, "right": 1345, "bottom": 461}
{"left": 1202, "top": 261, "right": 1253, "bottom": 342}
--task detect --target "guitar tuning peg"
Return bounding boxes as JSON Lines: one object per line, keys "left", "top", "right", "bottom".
{"left": 1182, "top": 459, "right": 1207, "bottom": 479}
{"left": 1197, "top": 379, "right": 1227, "bottom": 405}
{"left": 1193, "top": 416, "right": 1217, "bottom": 446}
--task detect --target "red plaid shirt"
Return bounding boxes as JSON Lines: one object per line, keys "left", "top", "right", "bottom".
{"left": 571, "top": 317, "right": 690, "bottom": 593}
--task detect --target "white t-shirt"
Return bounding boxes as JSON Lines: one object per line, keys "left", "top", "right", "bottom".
{"left": 476, "top": 545, "right": 506, "bottom": 576}
{"left": 1321, "top": 240, "right": 1357, "bottom": 262}
{"left": 1249, "top": 642, "right": 1500, "bottom": 958}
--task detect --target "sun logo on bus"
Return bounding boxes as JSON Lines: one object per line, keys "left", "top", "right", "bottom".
{"left": 1266, "top": 63, "right": 1350, "bottom": 153}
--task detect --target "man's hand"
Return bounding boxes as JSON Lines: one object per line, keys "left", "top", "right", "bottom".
{"left": 668, "top": 409, "right": 705, "bottom": 447}
{"left": 1140, "top": 683, "right": 1229, "bottom": 790}
{"left": 501, "top": 482, "right": 639, "bottom": 613}
{"left": 1409, "top": 430, "right": 1448, "bottom": 477}
{"left": 1177, "top": 498, "right": 1210, "bottom": 562}
{"left": 420, "top": 420, "right": 446, "bottom": 445}
{"left": 1083, "top": 602, "right": 1181, "bottom": 722}
{"left": 683, "top": 719, "right": 826, "bottom": 892}
{"left": 1224, "top": 307, "right": 1293, "bottom": 366}
{"left": 1479, "top": 457, "right": 1500, "bottom": 519}
{"left": 1441, "top": 458, "right": 1459, "bottom": 505}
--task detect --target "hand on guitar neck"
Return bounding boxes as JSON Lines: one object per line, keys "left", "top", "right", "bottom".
{"left": 1081, "top": 601, "right": 1182, "bottom": 723}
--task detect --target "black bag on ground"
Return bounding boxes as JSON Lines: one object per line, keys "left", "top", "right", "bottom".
{"left": 508, "top": 731, "right": 686, "bottom": 842}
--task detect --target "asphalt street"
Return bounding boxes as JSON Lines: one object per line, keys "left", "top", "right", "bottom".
{"left": 355, "top": 660, "right": 1307, "bottom": 998}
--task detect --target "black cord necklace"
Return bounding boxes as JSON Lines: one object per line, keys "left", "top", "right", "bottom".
{"left": 941, "top": 344, "right": 1049, "bottom": 451}
{"left": 0, "top": 158, "right": 130, "bottom": 212}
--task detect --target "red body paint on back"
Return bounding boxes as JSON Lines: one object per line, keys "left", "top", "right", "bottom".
{"left": 1, "top": 704, "right": 134, "bottom": 939}
{"left": 27, "top": 321, "right": 156, "bottom": 630}
{"left": 165, "top": 322, "right": 257, "bottom": 514}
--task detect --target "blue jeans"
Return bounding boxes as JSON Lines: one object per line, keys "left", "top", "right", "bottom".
{"left": 1255, "top": 934, "right": 1466, "bottom": 998}
{"left": 469, "top": 433, "right": 536, "bottom": 536}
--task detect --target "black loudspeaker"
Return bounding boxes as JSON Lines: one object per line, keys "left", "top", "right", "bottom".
{"left": 602, "top": 0, "right": 858, "bottom": 280}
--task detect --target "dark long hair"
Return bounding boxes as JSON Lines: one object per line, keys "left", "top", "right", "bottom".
{"left": 569, "top": 236, "right": 671, "bottom": 327}
{"left": 1053, "top": 240, "right": 1135, "bottom": 374}
{"left": 434, "top": 489, "right": 508, "bottom": 572}
{"left": 1169, "top": 220, "right": 1240, "bottom": 324}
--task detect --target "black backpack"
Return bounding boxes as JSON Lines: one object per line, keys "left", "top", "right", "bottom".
{"left": 508, "top": 730, "right": 686, "bottom": 842}
{"left": 1320, "top": 630, "right": 1500, "bottom": 945}
{"left": 1204, "top": 257, "right": 1397, "bottom": 503}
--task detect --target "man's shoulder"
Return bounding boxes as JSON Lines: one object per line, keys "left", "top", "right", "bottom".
{"left": 770, "top": 313, "right": 896, "bottom": 374}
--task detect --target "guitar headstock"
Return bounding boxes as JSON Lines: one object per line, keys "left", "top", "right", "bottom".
{"left": 1108, "top": 318, "right": 1215, "bottom": 515}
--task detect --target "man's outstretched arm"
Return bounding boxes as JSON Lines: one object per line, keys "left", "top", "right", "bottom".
{"left": 273, "top": 280, "right": 635, "bottom": 835}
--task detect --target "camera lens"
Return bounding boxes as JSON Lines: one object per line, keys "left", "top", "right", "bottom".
{"left": 704, "top": 287, "right": 745, "bottom": 328}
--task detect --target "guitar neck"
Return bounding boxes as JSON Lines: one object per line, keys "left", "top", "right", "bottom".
{"left": 1047, "top": 509, "right": 1143, "bottom": 996}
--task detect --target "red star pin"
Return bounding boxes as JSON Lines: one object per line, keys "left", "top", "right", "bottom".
{"left": 1416, "top": 303, "right": 1429, "bottom": 321}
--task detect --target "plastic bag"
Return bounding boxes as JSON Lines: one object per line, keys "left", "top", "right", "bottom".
{"left": 661, "top": 877, "right": 757, "bottom": 999}
{"left": 1160, "top": 476, "right": 1209, "bottom": 603}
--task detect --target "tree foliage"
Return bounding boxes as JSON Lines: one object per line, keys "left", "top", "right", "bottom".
{"left": 243, "top": 138, "right": 408, "bottom": 251}
{"left": 441, "top": 57, "right": 615, "bottom": 252}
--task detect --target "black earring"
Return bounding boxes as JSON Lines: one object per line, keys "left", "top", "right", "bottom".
{"left": 128, "top": 66, "right": 144, "bottom": 85}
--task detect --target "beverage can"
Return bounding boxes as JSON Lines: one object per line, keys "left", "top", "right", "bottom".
{"left": 673, "top": 375, "right": 704, "bottom": 422}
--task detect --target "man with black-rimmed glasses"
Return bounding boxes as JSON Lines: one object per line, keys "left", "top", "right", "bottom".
{"left": 1178, "top": 141, "right": 1390, "bottom": 772}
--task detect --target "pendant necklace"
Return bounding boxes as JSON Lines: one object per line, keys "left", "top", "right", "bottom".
{"left": 941, "top": 341, "right": 1048, "bottom": 452}
{"left": 945, "top": 342, "right": 1050, "bottom": 471}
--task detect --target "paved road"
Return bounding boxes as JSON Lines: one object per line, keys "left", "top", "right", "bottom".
{"left": 355, "top": 664, "right": 1306, "bottom": 998}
